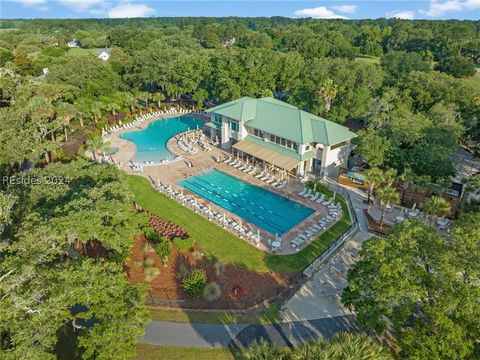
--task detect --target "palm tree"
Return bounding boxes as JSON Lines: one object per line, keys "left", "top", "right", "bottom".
{"left": 85, "top": 132, "right": 107, "bottom": 163}
{"left": 90, "top": 101, "right": 103, "bottom": 124}
{"left": 123, "top": 91, "right": 138, "bottom": 113}
{"left": 328, "top": 332, "right": 393, "bottom": 359}
{"left": 422, "top": 196, "right": 450, "bottom": 225}
{"left": 365, "top": 167, "right": 385, "bottom": 204}
{"left": 318, "top": 78, "right": 338, "bottom": 112}
{"left": 138, "top": 91, "right": 151, "bottom": 108}
{"left": 376, "top": 186, "right": 400, "bottom": 228}
{"left": 240, "top": 338, "right": 286, "bottom": 360}
{"left": 55, "top": 102, "right": 77, "bottom": 141}
{"left": 290, "top": 339, "right": 332, "bottom": 360}
{"left": 151, "top": 92, "right": 165, "bottom": 108}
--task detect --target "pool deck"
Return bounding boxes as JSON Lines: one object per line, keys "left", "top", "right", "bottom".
{"left": 108, "top": 114, "right": 340, "bottom": 255}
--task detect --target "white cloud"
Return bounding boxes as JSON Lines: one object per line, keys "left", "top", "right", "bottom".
{"left": 294, "top": 6, "right": 348, "bottom": 19}
{"left": 386, "top": 10, "right": 416, "bottom": 19}
{"left": 108, "top": 2, "right": 155, "bottom": 18}
{"left": 10, "top": 0, "right": 47, "bottom": 6}
{"left": 331, "top": 4, "right": 358, "bottom": 14}
{"left": 424, "top": 0, "right": 480, "bottom": 17}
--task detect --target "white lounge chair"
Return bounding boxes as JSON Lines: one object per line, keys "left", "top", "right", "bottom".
{"left": 303, "top": 189, "right": 312, "bottom": 198}
{"left": 310, "top": 192, "right": 320, "bottom": 201}
{"left": 316, "top": 194, "right": 325, "bottom": 203}
{"left": 298, "top": 187, "right": 308, "bottom": 196}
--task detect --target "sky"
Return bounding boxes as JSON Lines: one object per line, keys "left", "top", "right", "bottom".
{"left": 1, "top": 0, "right": 479, "bottom": 20}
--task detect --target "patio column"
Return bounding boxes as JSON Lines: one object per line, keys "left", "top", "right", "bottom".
{"left": 297, "top": 161, "right": 305, "bottom": 175}
{"left": 321, "top": 145, "right": 331, "bottom": 178}
{"left": 220, "top": 122, "right": 231, "bottom": 150}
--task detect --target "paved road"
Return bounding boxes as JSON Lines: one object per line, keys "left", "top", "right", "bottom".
{"left": 140, "top": 315, "right": 358, "bottom": 349}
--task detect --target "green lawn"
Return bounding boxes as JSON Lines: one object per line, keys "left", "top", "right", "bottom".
{"left": 127, "top": 175, "right": 351, "bottom": 273}
{"left": 67, "top": 48, "right": 95, "bottom": 57}
{"left": 135, "top": 344, "right": 237, "bottom": 360}
{"left": 148, "top": 304, "right": 281, "bottom": 324}
{"left": 355, "top": 55, "right": 381, "bottom": 65}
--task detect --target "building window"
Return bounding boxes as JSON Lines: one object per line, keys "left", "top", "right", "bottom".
{"left": 230, "top": 121, "right": 239, "bottom": 132}
{"left": 253, "top": 128, "right": 263, "bottom": 138}
{"left": 270, "top": 134, "right": 275, "bottom": 142}
{"left": 214, "top": 114, "right": 222, "bottom": 124}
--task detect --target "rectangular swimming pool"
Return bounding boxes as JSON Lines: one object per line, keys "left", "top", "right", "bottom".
{"left": 178, "top": 170, "right": 314, "bottom": 235}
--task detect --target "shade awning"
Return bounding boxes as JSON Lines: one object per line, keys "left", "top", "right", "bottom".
{"left": 345, "top": 171, "right": 366, "bottom": 182}
{"left": 233, "top": 140, "right": 300, "bottom": 170}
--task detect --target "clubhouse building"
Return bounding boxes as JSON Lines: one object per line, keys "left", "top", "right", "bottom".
{"left": 205, "top": 97, "right": 356, "bottom": 177}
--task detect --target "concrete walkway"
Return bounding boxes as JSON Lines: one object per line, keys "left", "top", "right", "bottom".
{"left": 140, "top": 316, "right": 357, "bottom": 349}
{"left": 281, "top": 184, "right": 372, "bottom": 322}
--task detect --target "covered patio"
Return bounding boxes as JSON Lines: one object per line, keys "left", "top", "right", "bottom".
{"left": 232, "top": 138, "right": 302, "bottom": 177}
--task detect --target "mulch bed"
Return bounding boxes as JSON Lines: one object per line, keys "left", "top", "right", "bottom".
{"left": 147, "top": 212, "right": 189, "bottom": 240}
{"left": 126, "top": 236, "right": 296, "bottom": 309}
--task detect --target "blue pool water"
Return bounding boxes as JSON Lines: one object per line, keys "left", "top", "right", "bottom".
{"left": 120, "top": 116, "right": 204, "bottom": 163}
{"left": 178, "top": 170, "right": 314, "bottom": 235}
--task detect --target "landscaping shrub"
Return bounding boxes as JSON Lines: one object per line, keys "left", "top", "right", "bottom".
{"left": 240, "top": 339, "right": 285, "bottom": 360}
{"left": 147, "top": 212, "right": 189, "bottom": 240}
{"left": 214, "top": 260, "right": 226, "bottom": 277}
{"left": 182, "top": 269, "right": 207, "bottom": 298}
{"left": 176, "top": 264, "right": 190, "bottom": 280}
{"left": 143, "top": 257, "right": 159, "bottom": 282}
{"left": 202, "top": 282, "right": 221, "bottom": 301}
{"left": 145, "top": 227, "right": 172, "bottom": 264}
{"left": 142, "top": 241, "right": 155, "bottom": 253}
{"left": 154, "top": 238, "right": 172, "bottom": 264}
{"left": 191, "top": 249, "right": 203, "bottom": 261}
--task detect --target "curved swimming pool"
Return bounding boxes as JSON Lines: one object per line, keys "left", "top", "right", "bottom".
{"left": 120, "top": 116, "right": 204, "bottom": 163}
{"left": 179, "top": 169, "right": 314, "bottom": 235}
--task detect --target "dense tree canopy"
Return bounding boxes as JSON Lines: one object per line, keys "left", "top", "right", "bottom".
{"left": 0, "top": 160, "right": 150, "bottom": 359}
{"left": 342, "top": 218, "right": 480, "bottom": 359}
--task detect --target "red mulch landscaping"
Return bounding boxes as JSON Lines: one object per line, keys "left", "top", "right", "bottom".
{"left": 126, "top": 236, "right": 297, "bottom": 309}
{"left": 147, "top": 212, "right": 189, "bottom": 240}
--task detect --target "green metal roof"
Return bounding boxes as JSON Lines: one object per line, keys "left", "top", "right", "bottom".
{"left": 242, "top": 135, "right": 316, "bottom": 161}
{"left": 207, "top": 97, "right": 356, "bottom": 146}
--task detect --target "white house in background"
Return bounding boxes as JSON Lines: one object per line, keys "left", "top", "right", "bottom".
{"left": 206, "top": 97, "right": 357, "bottom": 178}
{"left": 95, "top": 48, "right": 112, "bottom": 61}
{"left": 67, "top": 39, "right": 80, "bottom": 48}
